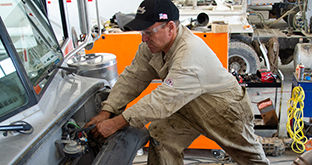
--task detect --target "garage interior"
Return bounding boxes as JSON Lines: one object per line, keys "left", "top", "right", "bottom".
{"left": 0, "top": 0, "right": 312, "bottom": 164}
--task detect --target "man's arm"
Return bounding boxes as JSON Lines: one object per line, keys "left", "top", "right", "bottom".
{"left": 101, "top": 43, "right": 158, "bottom": 115}
{"left": 85, "top": 44, "right": 157, "bottom": 133}
{"left": 122, "top": 65, "right": 203, "bottom": 128}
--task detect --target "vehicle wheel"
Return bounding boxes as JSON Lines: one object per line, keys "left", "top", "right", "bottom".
{"left": 229, "top": 41, "right": 260, "bottom": 74}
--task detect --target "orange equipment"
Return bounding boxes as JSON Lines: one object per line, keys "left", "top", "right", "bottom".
{"left": 86, "top": 31, "right": 228, "bottom": 149}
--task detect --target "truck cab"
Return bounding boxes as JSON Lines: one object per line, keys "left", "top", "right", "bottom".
{"left": 0, "top": 0, "right": 114, "bottom": 164}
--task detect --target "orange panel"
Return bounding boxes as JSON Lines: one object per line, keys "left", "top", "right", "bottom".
{"left": 86, "top": 33, "right": 142, "bottom": 75}
{"left": 86, "top": 32, "right": 228, "bottom": 73}
{"left": 193, "top": 32, "right": 228, "bottom": 69}
{"left": 86, "top": 32, "right": 227, "bottom": 150}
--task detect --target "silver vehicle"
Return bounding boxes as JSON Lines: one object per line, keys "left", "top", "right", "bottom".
{"left": 0, "top": 0, "right": 148, "bottom": 164}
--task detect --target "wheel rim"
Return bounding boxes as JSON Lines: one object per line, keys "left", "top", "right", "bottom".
{"left": 229, "top": 54, "right": 250, "bottom": 74}
{"left": 293, "top": 11, "right": 304, "bottom": 30}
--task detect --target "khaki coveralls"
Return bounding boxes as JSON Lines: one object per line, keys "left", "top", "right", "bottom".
{"left": 102, "top": 25, "right": 269, "bottom": 165}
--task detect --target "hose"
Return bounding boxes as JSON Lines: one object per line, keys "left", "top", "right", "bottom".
{"left": 267, "top": 5, "right": 299, "bottom": 28}
{"left": 286, "top": 86, "right": 308, "bottom": 153}
{"left": 67, "top": 121, "right": 81, "bottom": 128}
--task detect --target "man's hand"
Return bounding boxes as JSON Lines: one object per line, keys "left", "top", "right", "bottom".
{"left": 85, "top": 110, "right": 111, "bottom": 128}
{"left": 96, "top": 115, "right": 129, "bottom": 138}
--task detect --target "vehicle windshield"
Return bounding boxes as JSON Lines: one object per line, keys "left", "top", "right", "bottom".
{"left": 0, "top": 0, "right": 63, "bottom": 94}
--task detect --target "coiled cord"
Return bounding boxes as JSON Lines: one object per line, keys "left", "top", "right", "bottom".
{"left": 286, "top": 86, "right": 308, "bottom": 153}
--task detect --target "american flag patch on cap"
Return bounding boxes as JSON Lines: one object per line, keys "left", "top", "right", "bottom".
{"left": 159, "top": 13, "right": 168, "bottom": 20}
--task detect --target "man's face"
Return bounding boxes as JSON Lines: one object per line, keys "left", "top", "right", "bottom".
{"left": 141, "top": 22, "right": 171, "bottom": 53}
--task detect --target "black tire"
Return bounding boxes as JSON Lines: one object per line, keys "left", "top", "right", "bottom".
{"left": 228, "top": 41, "right": 260, "bottom": 74}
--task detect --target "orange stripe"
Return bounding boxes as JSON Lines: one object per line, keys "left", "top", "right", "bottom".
{"left": 0, "top": 3, "right": 13, "bottom": 6}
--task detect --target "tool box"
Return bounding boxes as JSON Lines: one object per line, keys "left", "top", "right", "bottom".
{"left": 292, "top": 72, "right": 312, "bottom": 117}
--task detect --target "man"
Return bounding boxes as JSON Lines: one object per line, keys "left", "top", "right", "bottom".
{"left": 86, "top": 0, "right": 270, "bottom": 164}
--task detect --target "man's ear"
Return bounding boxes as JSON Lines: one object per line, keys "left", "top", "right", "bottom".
{"left": 168, "top": 21, "right": 176, "bottom": 33}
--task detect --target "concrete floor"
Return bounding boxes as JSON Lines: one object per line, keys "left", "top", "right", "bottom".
{"left": 133, "top": 148, "right": 300, "bottom": 165}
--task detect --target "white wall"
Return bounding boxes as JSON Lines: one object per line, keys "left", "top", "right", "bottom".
{"left": 46, "top": 0, "right": 142, "bottom": 42}
{"left": 89, "top": 0, "right": 142, "bottom": 21}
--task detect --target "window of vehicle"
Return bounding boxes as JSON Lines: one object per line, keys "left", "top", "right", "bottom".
{"left": 1, "top": 0, "right": 63, "bottom": 95}
{"left": 45, "top": 0, "right": 67, "bottom": 44}
{"left": 0, "top": 40, "right": 28, "bottom": 120}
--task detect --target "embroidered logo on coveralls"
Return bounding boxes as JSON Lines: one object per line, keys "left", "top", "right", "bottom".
{"left": 164, "top": 78, "right": 174, "bottom": 87}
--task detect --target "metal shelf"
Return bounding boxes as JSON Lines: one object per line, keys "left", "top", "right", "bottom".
{"left": 240, "top": 70, "right": 284, "bottom": 133}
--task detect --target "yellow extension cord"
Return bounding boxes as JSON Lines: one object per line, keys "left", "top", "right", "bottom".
{"left": 286, "top": 86, "right": 308, "bottom": 153}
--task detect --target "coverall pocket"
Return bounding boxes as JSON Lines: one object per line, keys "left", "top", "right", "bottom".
{"left": 236, "top": 87, "right": 254, "bottom": 122}
{"left": 210, "top": 90, "right": 243, "bottom": 122}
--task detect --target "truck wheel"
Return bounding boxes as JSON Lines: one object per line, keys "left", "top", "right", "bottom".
{"left": 287, "top": 7, "right": 302, "bottom": 30}
{"left": 229, "top": 41, "right": 260, "bottom": 74}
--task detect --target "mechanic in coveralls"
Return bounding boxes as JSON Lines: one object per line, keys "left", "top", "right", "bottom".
{"left": 86, "top": 0, "right": 269, "bottom": 164}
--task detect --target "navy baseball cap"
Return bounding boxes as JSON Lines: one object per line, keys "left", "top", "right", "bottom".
{"left": 124, "top": 0, "right": 179, "bottom": 31}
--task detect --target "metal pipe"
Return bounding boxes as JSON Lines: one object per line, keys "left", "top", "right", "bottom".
{"left": 65, "top": 0, "right": 102, "bottom": 61}
{"left": 95, "top": 0, "right": 101, "bottom": 34}
{"left": 257, "top": 38, "right": 271, "bottom": 71}
{"left": 277, "top": 69, "right": 285, "bottom": 137}
{"left": 64, "top": 31, "right": 92, "bottom": 61}
{"left": 77, "top": 0, "right": 89, "bottom": 35}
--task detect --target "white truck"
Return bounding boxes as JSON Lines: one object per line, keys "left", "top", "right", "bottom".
{"left": 175, "top": 0, "right": 312, "bottom": 73}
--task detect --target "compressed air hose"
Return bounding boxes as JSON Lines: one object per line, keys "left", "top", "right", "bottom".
{"left": 286, "top": 86, "right": 308, "bottom": 153}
